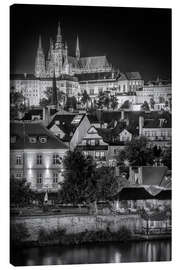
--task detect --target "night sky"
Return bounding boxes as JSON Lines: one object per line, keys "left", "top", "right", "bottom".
{"left": 10, "top": 4, "right": 171, "bottom": 81}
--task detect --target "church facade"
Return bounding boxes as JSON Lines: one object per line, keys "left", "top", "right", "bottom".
{"left": 35, "top": 21, "right": 112, "bottom": 78}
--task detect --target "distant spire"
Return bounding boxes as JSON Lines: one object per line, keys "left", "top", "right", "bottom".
{"left": 76, "top": 35, "right": 80, "bottom": 60}
{"left": 38, "top": 35, "right": 42, "bottom": 49}
{"left": 56, "top": 21, "right": 62, "bottom": 44}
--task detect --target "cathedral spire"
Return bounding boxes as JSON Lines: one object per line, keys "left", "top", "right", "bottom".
{"left": 56, "top": 21, "right": 62, "bottom": 46}
{"left": 76, "top": 35, "right": 80, "bottom": 60}
{"left": 35, "top": 35, "right": 46, "bottom": 78}
{"left": 38, "top": 35, "right": 42, "bottom": 49}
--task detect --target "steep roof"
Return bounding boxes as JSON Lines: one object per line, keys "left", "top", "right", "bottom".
{"left": 47, "top": 113, "right": 86, "bottom": 142}
{"left": 117, "top": 72, "right": 142, "bottom": 81}
{"left": 68, "top": 56, "right": 111, "bottom": 71}
{"left": 10, "top": 121, "right": 68, "bottom": 150}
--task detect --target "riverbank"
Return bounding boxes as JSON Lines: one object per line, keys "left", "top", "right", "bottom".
{"left": 10, "top": 213, "right": 171, "bottom": 248}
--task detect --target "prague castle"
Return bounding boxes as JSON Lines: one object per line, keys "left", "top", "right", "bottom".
{"left": 35, "top": 21, "right": 112, "bottom": 78}
{"left": 10, "top": 21, "right": 154, "bottom": 107}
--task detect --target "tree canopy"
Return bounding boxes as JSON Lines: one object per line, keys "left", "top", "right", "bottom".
{"left": 10, "top": 178, "right": 34, "bottom": 207}
{"left": 117, "top": 136, "right": 154, "bottom": 167}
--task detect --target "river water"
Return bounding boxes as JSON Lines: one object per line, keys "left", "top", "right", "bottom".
{"left": 11, "top": 240, "right": 171, "bottom": 266}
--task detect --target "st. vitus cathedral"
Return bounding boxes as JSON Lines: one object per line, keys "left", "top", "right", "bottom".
{"left": 35, "top": 21, "right": 112, "bottom": 78}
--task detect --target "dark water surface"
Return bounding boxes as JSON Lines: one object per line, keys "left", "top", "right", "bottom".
{"left": 11, "top": 240, "right": 171, "bottom": 266}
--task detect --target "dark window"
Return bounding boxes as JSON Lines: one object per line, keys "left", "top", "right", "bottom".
{"left": 37, "top": 154, "right": 42, "bottom": 165}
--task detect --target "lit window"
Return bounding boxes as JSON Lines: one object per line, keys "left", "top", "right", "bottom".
{"left": 10, "top": 136, "right": 16, "bottom": 143}
{"left": 39, "top": 137, "right": 47, "bottom": 143}
{"left": 37, "top": 154, "right": 42, "bottom": 165}
{"left": 95, "top": 139, "right": 100, "bottom": 146}
{"left": 37, "top": 173, "right": 42, "bottom": 184}
{"left": 29, "top": 137, "right": 37, "bottom": 143}
{"left": 53, "top": 154, "right": 62, "bottom": 165}
{"left": 16, "top": 171, "right": 23, "bottom": 178}
{"left": 53, "top": 173, "right": 58, "bottom": 183}
{"left": 90, "top": 89, "right": 94, "bottom": 95}
{"left": 16, "top": 155, "right": 22, "bottom": 165}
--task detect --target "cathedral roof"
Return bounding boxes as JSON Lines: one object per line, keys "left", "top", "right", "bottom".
{"left": 68, "top": 56, "right": 111, "bottom": 70}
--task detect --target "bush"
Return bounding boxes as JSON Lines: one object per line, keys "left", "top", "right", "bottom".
{"left": 38, "top": 228, "right": 66, "bottom": 243}
{"left": 10, "top": 223, "right": 30, "bottom": 245}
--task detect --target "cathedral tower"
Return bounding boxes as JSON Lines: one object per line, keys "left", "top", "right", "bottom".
{"left": 35, "top": 35, "right": 46, "bottom": 78}
{"left": 76, "top": 35, "right": 80, "bottom": 61}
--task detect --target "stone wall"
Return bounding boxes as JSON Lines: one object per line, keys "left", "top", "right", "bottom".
{"left": 11, "top": 214, "right": 142, "bottom": 242}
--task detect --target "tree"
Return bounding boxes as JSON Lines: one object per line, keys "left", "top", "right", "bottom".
{"left": 117, "top": 136, "right": 154, "bottom": 167}
{"left": 81, "top": 90, "right": 91, "bottom": 107}
{"left": 141, "top": 101, "right": 150, "bottom": 111}
{"left": 110, "top": 95, "right": 118, "bottom": 110}
{"left": 150, "top": 98, "right": 155, "bottom": 109}
{"left": 96, "top": 167, "right": 119, "bottom": 200}
{"left": 96, "top": 92, "right": 107, "bottom": 109}
{"left": 39, "top": 87, "right": 65, "bottom": 107}
{"left": 161, "top": 148, "right": 171, "bottom": 169}
{"left": 10, "top": 91, "right": 25, "bottom": 106}
{"left": 60, "top": 150, "right": 97, "bottom": 204}
{"left": 10, "top": 178, "right": 34, "bottom": 207}
{"left": 64, "top": 96, "right": 77, "bottom": 110}
{"left": 121, "top": 100, "right": 130, "bottom": 109}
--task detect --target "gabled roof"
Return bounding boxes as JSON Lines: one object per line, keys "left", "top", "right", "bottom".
{"left": 10, "top": 121, "right": 68, "bottom": 150}
{"left": 117, "top": 72, "right": 142, "bottom": 81}
{"left": 47, "top": 113, "right": 86, "bottom": 142}
{"left": 125, "top": 72, "right": 142, "bottom": 80}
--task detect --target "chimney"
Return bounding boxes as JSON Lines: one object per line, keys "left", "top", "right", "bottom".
{"left": 129, "top": 167, "right": 134, "bottom": 184}
{"left": 115, "top": 166, "right": 120, "bottom": 177}
{"left": 138, "top": 167, "right": 143, "bottom": 185}
{"left": 121, "top": 110, "right": 124, "bottom": 120}
{"left": 139, "top": 116, "right": 144, "bottom": 136}
{"left": 43, "top": 107, "right": 50, "bottom": 124}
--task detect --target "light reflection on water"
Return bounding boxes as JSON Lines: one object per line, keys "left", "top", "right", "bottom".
{"left": 11, "top": 240, "right": 171, "bottom": 266}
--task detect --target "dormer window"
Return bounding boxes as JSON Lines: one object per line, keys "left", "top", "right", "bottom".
{"left": 10, "top": 136, "right": 16, "bottom": 143}
{"left": 29, "top": 136, "right": 37, "bottom": 143}
{"left": 39, "top": 136, "right": 47, "bottom": 143}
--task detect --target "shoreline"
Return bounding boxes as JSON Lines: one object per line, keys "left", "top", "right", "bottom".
{"left": 11, "top": 233, "right": 172, "bottom": 249}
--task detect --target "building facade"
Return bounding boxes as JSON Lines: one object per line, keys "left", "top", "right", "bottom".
{"left": 10, "top": 121, "right": 68, "bottom": 192}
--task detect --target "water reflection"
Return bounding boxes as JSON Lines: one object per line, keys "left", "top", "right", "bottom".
{"left": 11, "top": 240, "right": 171, "bottom": 266}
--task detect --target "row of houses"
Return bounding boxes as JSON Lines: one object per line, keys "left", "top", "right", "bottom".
{"left": 10, "top": 109, "right": 171, "bottom": 193}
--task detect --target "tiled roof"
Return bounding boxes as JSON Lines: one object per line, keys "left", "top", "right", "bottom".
{"left": 47, "top": 113, "right": 86, "bottom": 142}
{"left": 10, "top": 121, "right": 68, "bottom": 150}
{"left": 117, "top": 72, "right": 142, "bottom": 81}
{"left": 141, "top": 166, "right": 171, "bottom": 188}
{"left": 68, "top": 56, "right": 111, "bottom": 71}
{"left": 22, "top": 108, "right": 57, "bottom": 121}
{"left": 125, "top": 72, "right": 142, "bottom": 80}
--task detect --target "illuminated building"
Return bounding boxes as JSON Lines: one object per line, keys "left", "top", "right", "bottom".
{"left": 10, "top": 121, "right": 68, "bottom": 192}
